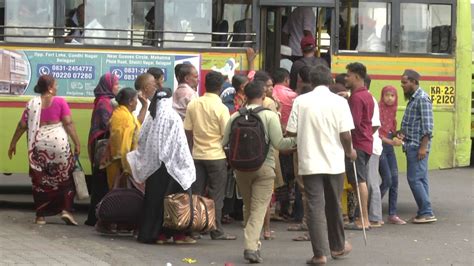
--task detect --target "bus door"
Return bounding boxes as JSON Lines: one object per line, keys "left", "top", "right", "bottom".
{"left": 258, "top": 0, "right": 335, "bottom": 73}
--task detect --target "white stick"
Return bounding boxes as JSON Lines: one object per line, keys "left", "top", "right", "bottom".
{"left": 352, "top": 161, "right": 368, "bottom": 246}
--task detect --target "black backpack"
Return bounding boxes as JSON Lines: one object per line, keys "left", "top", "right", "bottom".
{"left": 227, "top": 106, "right": 270, "bottom": 172}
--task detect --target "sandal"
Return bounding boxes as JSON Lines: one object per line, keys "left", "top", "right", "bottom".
{"left": 292, "top": 233, "right": 311, "bottom": 241}
{"left": 388, "top": 215, "right": 407, "bottom": 225}
{"left": 344, "top": 222, "right": 370, "bottom": 231}
{"left": 263, "top": 230, "right": 274, "bottom": 240}
{"left": 221, "top": 214, "right": 234, "bottom": 224}
{"left": 60, "top": 211, "right": 78, "bottom": 226}
{"left": 287, "top": 223, "right": 308, "bottom": 231}
{"left": 331, "top": 241, "right": 352, "bottom": 259}
{"left": 306, "top": 256, "right": 327, "bottom": 265}
{"left": 173, "top": 235, "right": 196, "bottom": 245}
{"left": 211, "top": 233, "right": 237, "bottom": 240}
{"left": 35, "top": 216, "right": 46, "bottom": 225}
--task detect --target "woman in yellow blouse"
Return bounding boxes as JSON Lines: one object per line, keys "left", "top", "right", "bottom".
{"left": 101, "top": 87, "right": 142, "bottom": 188}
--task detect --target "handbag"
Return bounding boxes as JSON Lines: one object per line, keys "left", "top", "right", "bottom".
{"left": 96, "top": 173, "right": 144, "bottom": 224}
{"left": 73, "top": 156, "right": 89, "bottom": 200}
{"left": 163, "top": 190, "right": 217, "bottom": 233}
{"left": 93, "top": 138, "right": 108, "bottom": 170}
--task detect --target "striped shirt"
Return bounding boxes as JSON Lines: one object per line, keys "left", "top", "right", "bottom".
{"left": 401, "top": 88, "right": 434, "bottom": 149}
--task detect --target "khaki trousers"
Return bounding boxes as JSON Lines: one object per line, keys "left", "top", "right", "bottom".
{"left": 235, "top": 165, "right": 275, "bottom": 250}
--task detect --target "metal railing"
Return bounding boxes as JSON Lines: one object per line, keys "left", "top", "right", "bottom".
{"left": 0, "top": 25, "right": 257, "bottom": 48}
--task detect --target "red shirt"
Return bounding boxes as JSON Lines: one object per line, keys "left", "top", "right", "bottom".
{"left": 273, "top": 84, "right": 297, "bottom": 127}
{"left": 348, "top": 87, "right": 374, "bottom": 155}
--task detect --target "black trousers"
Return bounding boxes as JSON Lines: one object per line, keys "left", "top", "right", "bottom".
{"left": 137, "top": 164, "right": 182, "bottom": 243}
{"left": 85, "top": 168, "right": 109, "bottom": 226}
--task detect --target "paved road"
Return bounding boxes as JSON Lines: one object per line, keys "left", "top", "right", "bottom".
{"left": 0, "top": 168, "right": 472, "bottom": 265}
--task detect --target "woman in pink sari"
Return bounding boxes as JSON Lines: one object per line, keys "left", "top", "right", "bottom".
{"left": 8, "top": 75, "right": 81, "bottom": 225}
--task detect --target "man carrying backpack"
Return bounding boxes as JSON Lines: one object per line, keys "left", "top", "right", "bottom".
{"left": 222, "top": 80, "right": 296, "bottom": 264}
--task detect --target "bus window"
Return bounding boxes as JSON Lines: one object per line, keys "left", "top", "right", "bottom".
{"left": 400, "top": 3, "right": 452, "bottom": 54}
{"left": 339, "top": 1, "right": 390, "bottom": 53}
{"left": 84, "top": 0, "right": 131, "bottom": 46}
{"left": 222, "top": 0, "right": 253, "bottom": 48}
{"left": 65, "top": 1, "right": 84, "bottom": 44}
{"left": 5, "top": 0, "right": 54, "bottom": 43}
{"left": 134, "top": 1, "right": 155, "bottom": 46}
{"left": 163, "top": 0, "right": 212, "bottom": 48}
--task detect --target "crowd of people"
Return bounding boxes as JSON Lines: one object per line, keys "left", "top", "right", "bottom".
{"left": 7, "top": 35, "right": 435, "bottom": 264}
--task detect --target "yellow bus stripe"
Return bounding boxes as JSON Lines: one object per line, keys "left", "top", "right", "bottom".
{"left": 333, "top": 55, "right": 454, "bottom": 64}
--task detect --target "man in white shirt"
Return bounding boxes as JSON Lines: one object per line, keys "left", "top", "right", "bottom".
{"left": 133, "top": 73, "right": 156, "bottom": 124}
{"left": 286, "top": 65, "right": 355, "bottom": 265}
{"left": 282, "top": 7, "right": 316, "bottom": 59}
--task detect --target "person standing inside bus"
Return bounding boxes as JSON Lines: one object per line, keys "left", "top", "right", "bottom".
{"left": 173, "top": 63, "right": 199, "bottom": 120}
{"left": 286, "top": 65, "right": 354, "bottom": 265}
{"left": 282, "top": 7, "right": 315, "bottom": 61}
{"left": 85, "top": 72, "right": 119, "bottom": 227}
{"left": 8, "top": 75, "right": 81, "bottom": 226}
{"left": 65, "top": 3, "right": 84, "bottom": 43}
{"left": 343, "top": 62, "right": 373, "bottom": 231}
{"left": 184, "top": 71, "right": 236, "bottom": 241}
{"left": 399, "top": 69, "right": 436, "bottom": 224}
{"left": 289, "top": 35, "right": 328, "bottom": 91}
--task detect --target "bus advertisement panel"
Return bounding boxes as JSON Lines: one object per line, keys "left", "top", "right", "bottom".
{"left": 0, "top": 48, "right": 201, "bottom": 97}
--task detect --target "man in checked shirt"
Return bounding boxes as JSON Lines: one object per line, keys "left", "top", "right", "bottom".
{"left": 398, "top": 69, "right": 436, "bottom": 224}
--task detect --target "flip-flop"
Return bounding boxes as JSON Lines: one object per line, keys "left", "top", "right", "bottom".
{"left": 287, "top": 223, "right": 308, "bottom": 231}
{"left": 344, "top": 222, "right": 370, "bottom": 231}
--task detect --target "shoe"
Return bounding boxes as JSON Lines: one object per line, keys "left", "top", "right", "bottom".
{"left": 412, "top": 215, "right": 437, "bottom": 224}
{"left": 173, "top": 235, "right": 196, "bottom": 245}
{"left": 331, "top": 241, "right": 352, "bottom": 259}
{"left": 388, "top": 215, "right": 407, "bottom": 225}
{"left": 60, "top": 211, "right": 78, "bottom": 226}
{"left": 211, "top": 233, "right": 237, "bottom": 240}
{"left": 244, "top": 249, "right": 263, "bottom": 263}
{"left": 306, "top": 256, "right": 327, "bottom": 265}
{"left": 35, "top": 216, "right": 46, "bottom": 225}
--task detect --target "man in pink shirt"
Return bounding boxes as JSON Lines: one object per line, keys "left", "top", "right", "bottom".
{"left": 172, "top": 63, "right": 199, "bottom": 120}
{"left": 272, "top": 68, "right": 297, "bottom": 129}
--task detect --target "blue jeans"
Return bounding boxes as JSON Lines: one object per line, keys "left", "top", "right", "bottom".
{"left": 379, "top": 143, "right": 399, "bottom": 216}
{"left": 405, "top": 145, "right": 433, "bottom": 217}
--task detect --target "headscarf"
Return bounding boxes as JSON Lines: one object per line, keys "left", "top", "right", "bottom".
{"left": 378, "top": 85, "right": 398, "bottom": 138}
{"left": 127, "top": 98, "right": 196, "bottom": 190}
{"left": 87, "top": 73, "right": 118, "bottom": 162}
{"left": 93, "top": 72, "right": 117, "bottom": 98}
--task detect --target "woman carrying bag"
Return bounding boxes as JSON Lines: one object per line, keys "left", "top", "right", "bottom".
{"left": 127, "top": 89, "right": 197, "bottom": 244}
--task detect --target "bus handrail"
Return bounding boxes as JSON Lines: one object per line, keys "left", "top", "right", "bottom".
{"left": 0, "top": 25, "right": 257, "bottom": 37}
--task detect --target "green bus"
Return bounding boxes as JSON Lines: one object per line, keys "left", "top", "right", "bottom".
{"left": 0, "top": 0, "right": 472, "bottom": 175}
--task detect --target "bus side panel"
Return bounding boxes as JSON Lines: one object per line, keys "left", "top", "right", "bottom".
{"left": 0, "top": 107, "right": 28, "bottom": 173}
{"left": 332, "top": 55, "right": 458, "bottom": 171}
{"left": 0, "top": 104, "right": 92, "bottom": 175}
